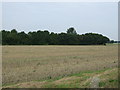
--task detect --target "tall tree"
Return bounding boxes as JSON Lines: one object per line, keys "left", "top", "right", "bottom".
{"left": 67, "top": 27, "right": 77, "bottom": 35}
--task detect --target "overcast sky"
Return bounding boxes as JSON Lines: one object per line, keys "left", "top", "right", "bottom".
{"left": 2, "top": 2, "right": 118, "bottom": 40}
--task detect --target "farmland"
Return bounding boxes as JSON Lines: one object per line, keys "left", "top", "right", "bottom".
{"left": 2, "top": 44, "right": 118, "bottom": 88}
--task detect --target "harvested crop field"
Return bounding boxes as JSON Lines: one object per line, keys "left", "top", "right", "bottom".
{"left": 2, "top": 44, "right": 118, "bottom": 87}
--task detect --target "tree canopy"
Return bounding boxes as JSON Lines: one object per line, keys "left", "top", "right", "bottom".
{"left": 1, "top": 27, "right": 110, "bottom": 45}
{"left": 67, "top": 27, "right": 77, "bottom": 35}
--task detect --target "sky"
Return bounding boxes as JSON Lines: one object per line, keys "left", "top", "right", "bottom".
{"left": 2, "top": 2, "right": 118, "bottom": 40}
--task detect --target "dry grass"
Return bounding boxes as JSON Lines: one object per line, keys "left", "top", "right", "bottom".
{"left": 2, "top": 45, "right": 118, "bottom": 87}
{"left": 3, "top": 68, "right": 118, "bottom": 88}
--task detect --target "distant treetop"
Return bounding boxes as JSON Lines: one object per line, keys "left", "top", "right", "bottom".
{"left": 67, "top": 27, "right": 77, "bottom": 35}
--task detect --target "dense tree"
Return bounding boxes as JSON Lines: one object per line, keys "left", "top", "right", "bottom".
{"left": 78, "top": 33, "right": 110, "bottom": 45}
{"left": 18, "top": 31, "right": 29, "bottom": 45}
{"left": 1, "top": 28, "right": 110, "bottom": 45}
{"left": 108, "top": 40, "right": 114, "bottom": 43}
{"left": 67, "top": 27, "right": 77, "bottom": 35}
{"left": 49, "top": 32, "right": 59, "bottom": 45}
{"left": 0, "top": 31, "right": 2, "bottom": 45}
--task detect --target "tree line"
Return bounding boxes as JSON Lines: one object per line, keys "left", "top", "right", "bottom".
{"left": 1, "top": 27, "right": 110, "bottom": 45}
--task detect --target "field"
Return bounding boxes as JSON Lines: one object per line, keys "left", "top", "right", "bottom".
{"left": 2, "top": 45, "right": 118, "bottom": 88}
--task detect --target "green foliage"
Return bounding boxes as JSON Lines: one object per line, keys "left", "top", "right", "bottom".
{"left": 67, "top": 27, "right": 77, "bottom": 35}
{"left": 99, "top": 82, "right": 106, "bottom": 87}
{"left": 1, "top": 28, "right": 110, "bottom": 45}
{"left": 0, "top": 31, "right": 2, "bottom": 45}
